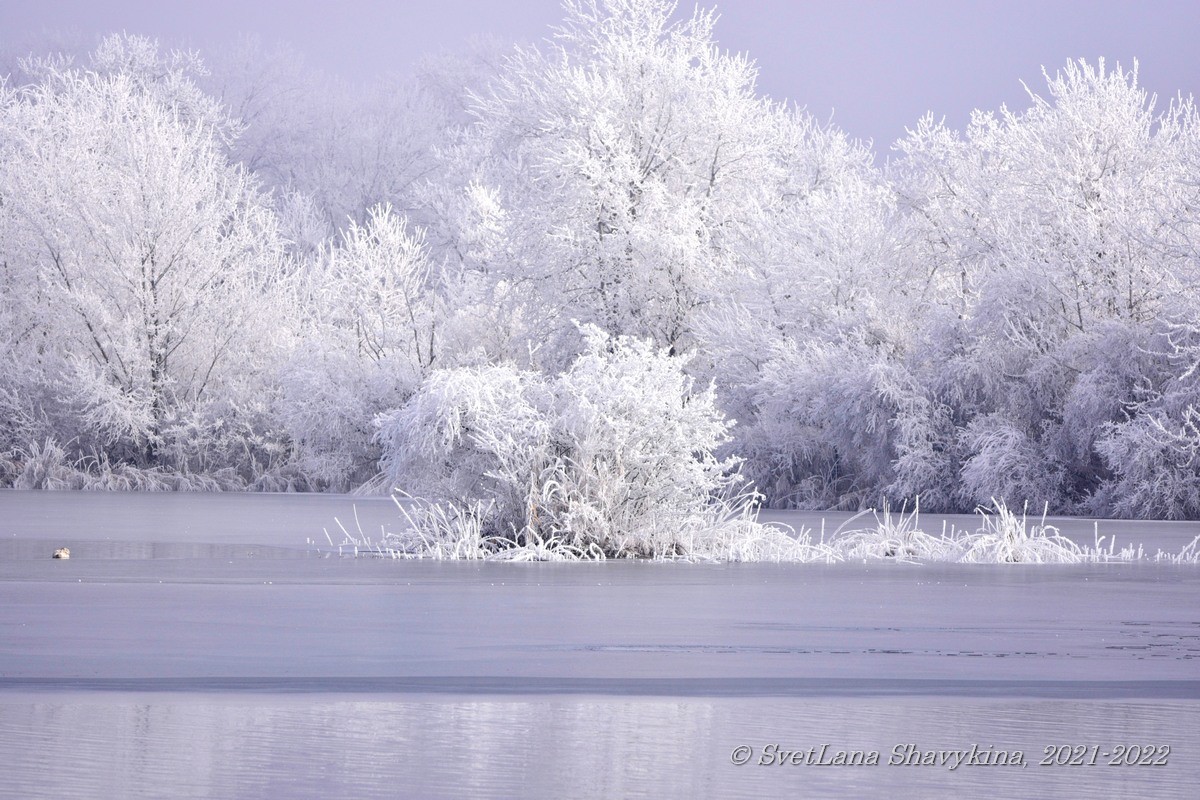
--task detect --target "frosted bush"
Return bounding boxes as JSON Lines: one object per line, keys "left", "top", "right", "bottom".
{"left": 6, "top": 437, "right": 249, "bottom": 491}
{"left": 377, "top": 326, "right": 772, "bottom": 558}
{"left": 958, "top": 415, "right": 1065, "bottom": 510}
{"left": 1098, "top": 407, "right": 1200, "bottom": 520}
{"left": 1096, "top": 323, "right": 1200, "bottom": 519}
{"left": 10, "top": 439, "right": 74, "bottom": 490}
{"left": 720, "top": 336, "right": 899, "bottom": 510}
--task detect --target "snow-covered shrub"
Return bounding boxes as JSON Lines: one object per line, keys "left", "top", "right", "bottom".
{"left": 547, "top": 330, "right": 745, "bottom": 554}
{"left": 1098, "top": 408, "right": 1200, "bottom": 520}
{"left": 5, "top": 437, "right": 244, "bottom": 491}
{"left": 9, "top": 439, "right": 75, "bottom": 490}
{"left": 276, "top": 341, "right": 398, "bottom": 489}
{"left": 882, "top": 382, "right": 962, "bottom": 512}
{"left": 377, "top": 361, "right": 548, "bottom": 530}
{"left": 713, "top": 335, "right": 901, "bottom": 510}
{"left": 1095, "top": 324, "right": 1200, "bottom": 519}
{"left": 377, "top": 326, "right": 763, "bottom": 557}
{"left": 958, "top": 414, "right": 1065, "bottom": 510}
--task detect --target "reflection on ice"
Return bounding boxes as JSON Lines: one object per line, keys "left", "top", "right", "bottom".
{"left": 1, "top": 696, "right": 1197, "bottom": 799}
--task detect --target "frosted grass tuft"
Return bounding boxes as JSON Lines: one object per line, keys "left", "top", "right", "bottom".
{"left": 329, "top": 494, "right": 1200, "bottom": 565}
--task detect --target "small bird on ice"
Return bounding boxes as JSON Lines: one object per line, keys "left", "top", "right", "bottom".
{"left": 52, "top": 548, "right": 70, "bottom": 559}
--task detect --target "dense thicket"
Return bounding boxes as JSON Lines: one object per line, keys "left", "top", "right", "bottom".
{"left": 1, "top": 0, "right": 1197, "bottom": 518}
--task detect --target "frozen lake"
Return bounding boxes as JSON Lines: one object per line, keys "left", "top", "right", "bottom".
{"left": 1, "top": 490, "right": 1198, "bottom": 798}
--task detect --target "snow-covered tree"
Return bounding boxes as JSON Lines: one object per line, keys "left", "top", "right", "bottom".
{"left": 428, "top": 0, "right": 794, "bottom": 363}
{"left": 0, "top": 36, "right": 285, "bottom": 466}
{"left": 203, "top": 36, "right": 463, "bottom": 241}
{"left": 695, "top": 121, "right": 910, "bottom": 508}
{"left": 277, "top": 205, "right": 440, "bottom": 488}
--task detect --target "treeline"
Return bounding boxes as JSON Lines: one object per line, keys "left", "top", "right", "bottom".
{"left": 1, "top": 0, "right": 1197, "bottom": 518}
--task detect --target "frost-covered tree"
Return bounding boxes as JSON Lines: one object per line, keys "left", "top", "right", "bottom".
{"left": 1094, "top": 317, "right": 1200, "bottom": 519}
{"left": 277, "top": 205, "right": 441, "bottom": 488}
{"left": 695, "top": 122, "right": 912, "bottom": 508}
{"left": 0, "top": 36, "right": 285, "bottom": 468}
{"left": 2, "top": 15, "right": 1198, "bottom": 521}
{"left": 203, "top": 36, "right": 466, "bottom": 242}
{"left": 1090, "top": 94, "right": 1200, "bottom": 519}
{"left": 428, "top": 0, "right": 793, "bottom": 362}
{"left": 696, "top": 58, "right": 1200, "bottom": 516}
{"left": 425, "top": 0, "right": 917, "bottom": 510}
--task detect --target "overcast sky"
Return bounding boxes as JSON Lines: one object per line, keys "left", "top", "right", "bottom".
{"left": 3, "top": 0, "right": 1198, "bottom": 155}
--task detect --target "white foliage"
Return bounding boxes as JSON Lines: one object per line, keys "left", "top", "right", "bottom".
{"left": 1, "top": 10, "right": 1199, "bottom": 524}
{"left": 884, "top": 59, "right": 1200, "bottom": 515}
{"left": 715, "top": 335, "right": 898, "bottom": 509}
{"left": 377, "top": 325, "right": 761, "bottom": 556}
{"left": 202, "top": 35, "right": 462, "bottom": 238}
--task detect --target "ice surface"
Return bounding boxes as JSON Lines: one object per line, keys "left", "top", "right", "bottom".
{"left": 1, "top": 490, "right": 1197, "bottom": 798}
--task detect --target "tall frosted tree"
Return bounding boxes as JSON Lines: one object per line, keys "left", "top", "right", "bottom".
{"left": 277, "top": 204, "right": 441, "bottom": 489}
{"left": 0, "top": 36, "right": 285, "bottom": 467}
{"left": 427, "top": 0, "right": 794, "bottom": 363}
{"left": 423, "top": 0, "right": 927, "bottom": 509}
{"left": 696, "top": 122, "right": 910, "bottom": 508}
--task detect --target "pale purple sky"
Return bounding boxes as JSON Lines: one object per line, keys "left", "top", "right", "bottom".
{"left": 3, "top": 0, "right": 1198, "bottom": 154}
